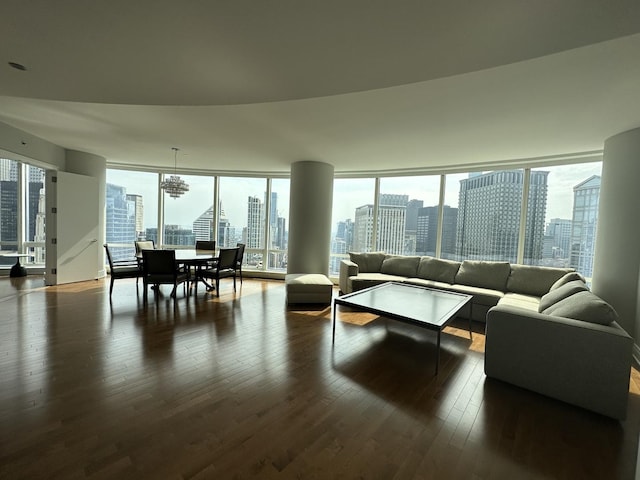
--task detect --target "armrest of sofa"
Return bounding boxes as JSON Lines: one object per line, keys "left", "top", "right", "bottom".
{"left": 339, "top": 259, "right": 359, "bottom": 294}
{"left": 485, "top": 305, "right": 633, "bottom": 419}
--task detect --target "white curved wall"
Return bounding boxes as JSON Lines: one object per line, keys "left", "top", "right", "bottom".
{"left": 287, "top": 161, "right": 334, "bottom": 275}
{"left": 592, "top": 127, "right": 640, "bottom": 344}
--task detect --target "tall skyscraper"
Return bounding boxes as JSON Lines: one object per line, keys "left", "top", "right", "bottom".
{"left": 416, "top": 205, "right": 458, "bottom": 257}
{"left": 455, "top": 170, "right": 548, "bottom": 262}
{"left": 105, "top": 183, "right": 137, "bottom": 260}
{"left": 246, "top": 195, "right": 264, "bottom": 249}
{"left": 570, "top": 175, "right": 600, "bottom": 278}
{"left": 545, "top": 218, "right": 572, "bottom": 262}
{"left": 405, "top": 199, "right": 423, "bottom": 255}
{"left": 193, "top": 206, "right": 215, "bottom": 241}
{"left": 127, "top": 194, "right": 144, "bottom": 240}
{"left": 352, "top": 194, "right": 408, "bottom": 254}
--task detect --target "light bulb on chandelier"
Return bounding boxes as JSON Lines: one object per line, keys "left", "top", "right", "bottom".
{"left": 160, "top": 147, "right": 189, "bottom": 198}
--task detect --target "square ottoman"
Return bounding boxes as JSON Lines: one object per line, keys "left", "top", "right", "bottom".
{"left": 285, "top": 273, "right": 333, "bottom": 305}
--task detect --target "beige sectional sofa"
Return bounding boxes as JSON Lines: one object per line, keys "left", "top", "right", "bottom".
{"left": 339, "top": 252, "right": 633, "bottom": 419}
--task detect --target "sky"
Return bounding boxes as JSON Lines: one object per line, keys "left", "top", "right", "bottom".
{"left": 108, "top": 161, "right": 602, "bottom": 232}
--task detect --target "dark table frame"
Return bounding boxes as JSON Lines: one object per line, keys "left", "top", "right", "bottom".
{"left": 332, "top": 282, "right": 473, "bottom": 374}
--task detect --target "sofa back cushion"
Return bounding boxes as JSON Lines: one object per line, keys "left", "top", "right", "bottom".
{"left": 507, "top": 265, "right": 574, "bottom": 297}
{"left": 455, "top": 260, "right": 511, "bottom": 291}
{"left": 538, "top": 280, "right": 589, "bottom": 312}
{"left": 542, "top": 290, "right": 619, "bottom": 325}
{"left": 549, "top": 271, "right": 587, "bottom": 291}
{"left": 380, "top": 255, "right": 421, "bottom": 277}
{"left": 348, "top": 252, "right": 386, "bottom": 273}
{"left": 416, "top": 257, "right": 461, "bottom": 284}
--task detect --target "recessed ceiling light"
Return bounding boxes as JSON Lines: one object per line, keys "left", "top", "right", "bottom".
{"left": 8, "top": 62, "right": 27, "bottom": 71}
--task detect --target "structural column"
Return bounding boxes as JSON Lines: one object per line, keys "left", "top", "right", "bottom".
{"left": 592, "top": 127, "right": 640, "bottom": 351}
{"left": 287, "top": 161, "right": 334, "bottom": 275}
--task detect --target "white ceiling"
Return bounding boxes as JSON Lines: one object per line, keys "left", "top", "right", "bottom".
{"left": 1, "top": 1, "right": 640, "bottom": 175}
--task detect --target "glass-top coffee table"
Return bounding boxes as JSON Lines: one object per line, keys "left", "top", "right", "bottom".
{"left": 332, "top": 282, "right": 473, "bottom": 374}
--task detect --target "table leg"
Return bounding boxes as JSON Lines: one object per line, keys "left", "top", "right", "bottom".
{"left": 435, "top": 330, "right": 441, "bottom": 375}
{"left": 332, "top": 302, "right": 337, "bottom": 344}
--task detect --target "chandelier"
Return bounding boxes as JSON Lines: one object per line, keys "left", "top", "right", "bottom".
{"left": 160, "top": 147, "right": 189, "bottom": 199}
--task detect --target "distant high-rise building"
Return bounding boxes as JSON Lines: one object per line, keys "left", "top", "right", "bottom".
{"left": 416, "top": 205, "right": 458, "bottom": 257}
{"left": 0, "top": 180, "right": 18, "bottom": 253}
{"left": 377, "top": 194, "right": 408, "bottom": 255}
{"left": 193, "top": 206, "right": 214, "bottom": 241}
{"left": 545, "top": 218, "right": 572, "bottom": 261}
{"left": 163, "top": 225, "right": 195, "bottom": 246}
{"left": 455, "top": 170, "right": 548, "bottom": 262}
{"left": 570, "top": 175, "right": 600, "bottom": 278}
{"left": 405, "top": 199, "right": 423, "bottom": 255}
{"left": 246, "top": 196, "right": 264, "bottom": 249}
{"left": 352, "top": 194, "right": 408, "bottom": 255}
{"left": 127, "top": 194, "right": 144, "bottom": 240}
{"left": 105, "top": 183, "right": 137, "bottom": 260}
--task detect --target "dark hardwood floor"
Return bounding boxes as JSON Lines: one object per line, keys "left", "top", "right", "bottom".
{"left": 1, "top": 276, "right": 639, "bottom": 479}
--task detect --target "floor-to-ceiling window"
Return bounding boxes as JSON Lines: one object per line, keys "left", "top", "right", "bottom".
{"left": 105, "top": 169, "right": 159, "bottom": 261}
{"left": 527, "top": 162, "right": 602, "bottom": 279}
{"left": 105, "top": 158, "right": 602, "bottom": 280}
{"left": 377, "top": 176, "right": 441, "bottom": 256}
{"left": 329, "top": 178, "right": 376, "bottom": 275}
{"left": 268, "top": 178, "right": 289, "bottom": 272}
{"left": 162, "top": 174, "right": 215, "bottom": 248}
{"left": 218, "top": 177, "right": 267, "bottom": 270}
{"left": 0, "top": 159, "right": 46, "bottom": 273}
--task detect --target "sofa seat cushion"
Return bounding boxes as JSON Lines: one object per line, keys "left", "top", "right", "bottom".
{"left": 416, "top": 256, "right": 461, "bottom": 284}
{"left": 542, "top": 290, "right": 619, "bottom": 325}
{"left": 380, "top": 255, "right": 421, "bottom": 277}
{"left": 498, "top": 293, "right": 540, "bottom": 311}
{"left": 448, "top": 284, "right": 504, "bottom": 307}
{"left": 455, "top": 260, "right": 511, "bottom": 291}
{"left": 507, "top": 265, "right": 573, "bottom": 297}
{"left": 404, "top": 278, "right": 454, "bottom": 291}
{"left": 348, "top": 252, "right": 386, "bottom": 273}
{"left": 348, "top": 273, "right": 405, "bottom": 292}
{"left": 538, "top": 280, "right": 589, "bottom": 312}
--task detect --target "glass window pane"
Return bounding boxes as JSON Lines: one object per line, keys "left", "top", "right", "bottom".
{"left": 0, "top": 159, "right": 19, "bottom": 263}
{"left": 377, "top": 176, "right": 441, "bottom": 256}
{"left": 268, "top": 179, "right": 289, "bottom": 271}
{"left": 529, "top": 163, "right": 602, "bottom": 279}
{"left": 163, "top": 174, "right": 214, "bottom": 248}
{"left": 330, "top": 178, "right": 376, "bottom": 275}
{"left": 106, "top": 169, "right": 159, "bottom": 261}
{"left": 219, "top": 177, "right": 267, "bottom": 269}
{"left": 444, "top": 170, "right": 524, "bottom": 262}
{"left": 26, "top": 165, "right": 46, "bottom": 265}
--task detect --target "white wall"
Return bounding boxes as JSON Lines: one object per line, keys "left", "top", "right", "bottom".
{"left": 0, "top": 121, "right": 65, "bottom": 170}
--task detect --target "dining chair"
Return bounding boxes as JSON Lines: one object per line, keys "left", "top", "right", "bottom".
{"left": 195, "top": 240, "right": 215, "bottom": 250}
{"left": 141, "top": 249, "right": 189, "bottom": 299}
{"left": 104, "top": 244, "right": 141, "bottom": 297}
{"left": 235, "top": 243, "right": 246, "bottom": 284}
{"left": 199, "top": 247, "right": 239, "bottom": 297}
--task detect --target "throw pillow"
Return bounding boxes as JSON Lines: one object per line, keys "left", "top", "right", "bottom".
{"left": 455, "top": 260, "right": 511, "bottom": 291}
{"left": 416, "top": 257, "right": 461, "bottom": 284}
{"left": 549, "top": 271, "right": 586, "bottom": 291}
{"left": 542, "top": 291, "right": 619, "bottom": 325}
{"left": 348, "top": 252, "right": 386, "bottom": 273}
{"left": 538, "top": 280, "right": 589, "bottom": 312}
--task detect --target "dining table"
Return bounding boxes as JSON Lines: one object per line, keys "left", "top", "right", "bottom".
{"left": 137, "top": 248, "right": 218, "bottom": 294}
